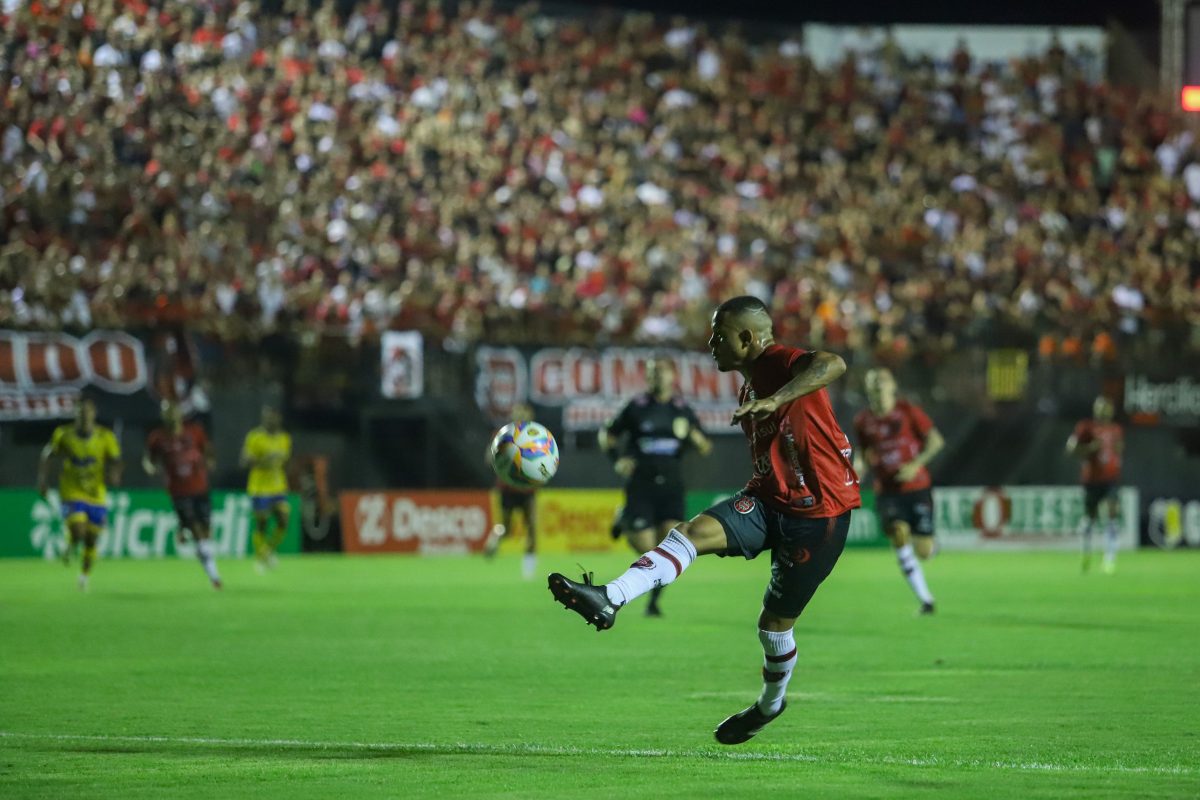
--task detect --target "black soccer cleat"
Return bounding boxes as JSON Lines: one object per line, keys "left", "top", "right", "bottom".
{"left": 919, "top": 601, "right": 936, "bottom": 615}
{"left": 714, "top": 699, "right": 787, "bottom": 745}
{"left": 548, "top": 571, "right": 618, "bottom": 631}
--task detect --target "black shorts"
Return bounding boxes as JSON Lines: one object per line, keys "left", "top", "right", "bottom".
{"left": 612, "top": 480, "right": 685, "bottom": 538}
{"left": 499, "top": 488, "right": 535, "bottom": 514}
{"left": 1084, "top": 483, "right": 1118, "bottom": 516}
{"left": 172, "top": 494, "right": 212, "bottom": 531}
{"left": 703, "top": 494, "right": 851, "bottom": 619}
{"left": 877, "top": 489, "right": 934, "bottom": 537}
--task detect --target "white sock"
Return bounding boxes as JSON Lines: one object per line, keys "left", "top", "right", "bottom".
{"left": 896, "top": 544, "right": 933, "bottom": 604}
{"left": 1103, "top": 521, "right": 1118, "bottom": 563}
{"left": 196, "top": 539, "right": 220, "bottom": 583}
{"left": 605, "top": 529, "right": 697, "bottom": 607}
{"left": 522, "top": 552, "right": 537, "bottom": 579}
{"left": 757, "top": 628, "right": 796, "bottom": 715}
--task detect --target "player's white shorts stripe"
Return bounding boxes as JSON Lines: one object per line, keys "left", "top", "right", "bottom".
{"left": 0, "top": 731, "right": 1191, "bottom": 776}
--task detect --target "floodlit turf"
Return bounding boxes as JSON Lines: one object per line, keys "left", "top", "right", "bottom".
{"left": 1, "top": 549, "right": 1197, "bottom": 799}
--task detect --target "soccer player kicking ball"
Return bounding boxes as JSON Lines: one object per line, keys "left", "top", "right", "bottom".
{"left": 144, "top": 401, "right": 222, "bottom": 589}
{"left": 1066, "top": 396, "right": 1124, "bottom": 574}
{"left": 37, "top": 398, "right": 123, "bottom": 591}
{"left": 853, "top": 368, "right": 944, "bottom": 614}
{"left": 549, "top": 296, "right": 860, "bottom": 745}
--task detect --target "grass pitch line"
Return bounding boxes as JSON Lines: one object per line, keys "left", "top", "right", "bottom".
{"left": 0, "top": 731, "right": 1192, "bottom": 777}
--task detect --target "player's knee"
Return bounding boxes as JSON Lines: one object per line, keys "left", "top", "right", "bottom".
{"left": 887, "top": 521, "right": 911, "bottom": 547}
{"left": 627, "top": 529, "right": 656, "bottom": 553}
{"left": 677, "top": 516, "right": 727, "bottom": 556}
{"left": 758, "top": 609, "right": 796, "bottom": 632}
{"left": 913, "top": 537, "right": 934, "bottom": 560}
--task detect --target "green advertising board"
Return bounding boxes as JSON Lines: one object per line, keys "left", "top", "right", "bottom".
{"left": 685, "top": 489, "right": 886, "bottom": 547}
{"left": 0, "top": 489, "right": 300, "bottom": 559}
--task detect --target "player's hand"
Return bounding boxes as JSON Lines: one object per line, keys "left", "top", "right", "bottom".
{"left": 731, "top": 396, "right": 779, "bottom": 425}
{"left": 895, "top": 462, "right": 922, "bottom": 483}
{"left": 614, "top": 457, "right": 636, "bottom": 479}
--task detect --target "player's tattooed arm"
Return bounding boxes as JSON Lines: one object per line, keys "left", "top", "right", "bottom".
{"left": 731, "top": 351, "right": 847, "bottom": 422}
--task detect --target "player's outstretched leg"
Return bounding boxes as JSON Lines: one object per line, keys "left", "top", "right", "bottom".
{"left": 548, "top": 525, "right": 707, "bottom": 630}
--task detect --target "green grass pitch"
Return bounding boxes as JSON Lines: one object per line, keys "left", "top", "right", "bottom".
{"left": 1, "top": 549, "right": 1197, "bottom": 798}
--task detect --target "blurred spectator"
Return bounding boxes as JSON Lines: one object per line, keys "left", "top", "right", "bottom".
{"left": 0, "top": 0, "right": 1198, "bottom": 368}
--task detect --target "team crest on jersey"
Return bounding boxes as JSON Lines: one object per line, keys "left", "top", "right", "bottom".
{"left": 733, "top": 496, "right": 755, "bottom": 514}
{"left": 672, "top": 417, "right": 690, "bottom": 439}
{"left": 631, "top": 556, "right": 655, "bottom": 570}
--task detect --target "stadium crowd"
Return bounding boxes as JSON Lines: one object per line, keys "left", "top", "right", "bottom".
{"left": 2, "top": 0, "right": 1199, "bottom": 364}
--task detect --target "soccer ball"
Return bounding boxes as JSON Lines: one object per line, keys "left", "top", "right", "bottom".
{"left": 489, "top": 421, "right": 560, "bottom": 489}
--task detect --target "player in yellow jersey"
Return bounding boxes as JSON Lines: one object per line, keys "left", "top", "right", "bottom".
{"left": 240, "top": 406, "right": 292, "bottom": 571}
{"left": 37, "top": 398, "right": 123, "bottom": 591}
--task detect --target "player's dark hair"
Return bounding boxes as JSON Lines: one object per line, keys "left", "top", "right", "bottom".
{"left": 715, "top": 296, "right": 772, "bottom": 330}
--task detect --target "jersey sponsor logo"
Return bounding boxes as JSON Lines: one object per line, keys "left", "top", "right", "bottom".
{"left": 751, "top": 419, "right": 778, "bottom": 441}
{"left": 733, "top": 496, "right": 756, "bottom": 514}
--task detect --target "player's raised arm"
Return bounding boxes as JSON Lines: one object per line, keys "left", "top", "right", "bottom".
{"left": 731, "top": 350, "right": 847, "bottom": 423}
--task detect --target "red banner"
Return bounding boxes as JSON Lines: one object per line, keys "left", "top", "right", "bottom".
{"left": 340, "top": 490, "right": 493, "bottom": 555}
{"left": 0, "top": 330, "right": 148, "bottom": 420}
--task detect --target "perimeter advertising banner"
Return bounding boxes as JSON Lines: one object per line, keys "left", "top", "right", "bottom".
{"left": 933, "top": 486, "right": 1139, "bottom": 550}
{"left": 0, "top": 489, "right": 300, "bottom": 559}
{"left": 340, "top": 490, "right": 494, "bottom": 555}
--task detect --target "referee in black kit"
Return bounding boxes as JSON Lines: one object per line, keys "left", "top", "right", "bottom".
{"left": 599, "top": 356, "right": 712, "bottom": 617}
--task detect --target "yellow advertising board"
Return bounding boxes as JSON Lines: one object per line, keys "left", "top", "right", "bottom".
{"left": 491, "top": 489, "right": 625, "bottom": 554}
